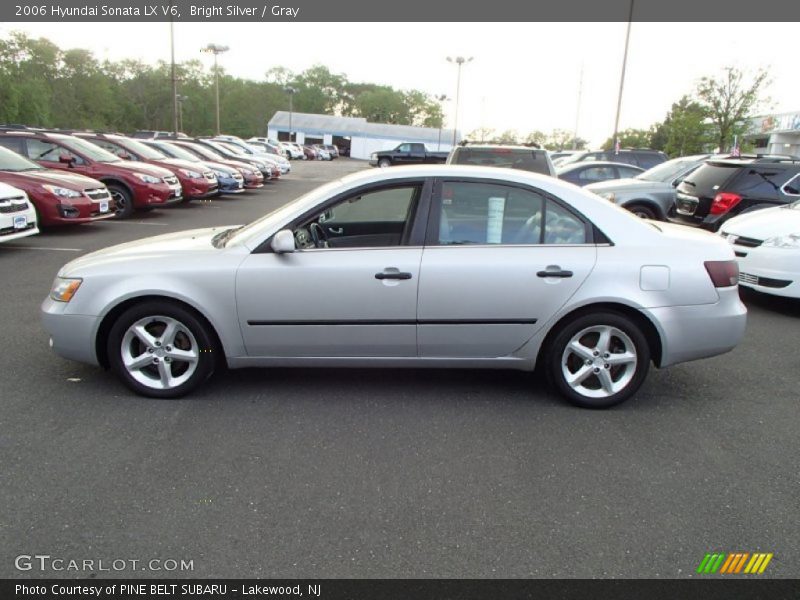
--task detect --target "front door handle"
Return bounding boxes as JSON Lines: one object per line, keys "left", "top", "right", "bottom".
{"left": 537, "top": 268, "right": 573, "bottom": 278}
{"left": 375, "top": 272, "right": 412, "bottom": 280}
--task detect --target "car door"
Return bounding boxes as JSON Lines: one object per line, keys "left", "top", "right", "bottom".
{"left": 417, "top": 179, "right": 597, "bottom": 358}
{"left": 236, "top": 179, "right": 431, "bottom": 358}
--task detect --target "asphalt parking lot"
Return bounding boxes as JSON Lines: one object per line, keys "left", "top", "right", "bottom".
{"left": 1, "top": 158, "right": 798, "bottom": 579}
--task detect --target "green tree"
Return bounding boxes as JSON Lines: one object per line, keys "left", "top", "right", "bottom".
{"left": 467, "top": 127, "right": 495, "bottom": 142}
{"left": 601, "top": 128, "right": 652, "bottom": 151}
{"left": 696, "top": 66, "right": 770, "bottom": 152}
{"left": 652, "top": 96, "right": 711, "bottom": 157}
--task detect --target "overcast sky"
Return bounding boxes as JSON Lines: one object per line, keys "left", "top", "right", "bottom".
{"left": 5, "top": 22, "right": 795, "bottom": 146}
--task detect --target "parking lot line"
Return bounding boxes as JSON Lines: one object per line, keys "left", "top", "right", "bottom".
{"left": 2, "top": 245, "right": 83, "bottom": 252}
{"left": 102, "top": 220, "right": 169, "bottom": 226}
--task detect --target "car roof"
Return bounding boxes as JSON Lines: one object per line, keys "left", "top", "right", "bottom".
{"left": 558, "top": 160, "right": 644, "bottom": 171}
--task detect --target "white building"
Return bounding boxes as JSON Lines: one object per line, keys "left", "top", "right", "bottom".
{"left": 746, "top": 111, "right": 800, "bottom": 157}
{"left": 267, "top": 111, "right": 459, "bottom": 160}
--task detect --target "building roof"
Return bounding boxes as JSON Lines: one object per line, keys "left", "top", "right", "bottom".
{"left": 268, "top": 111, "right": 459, "bottom": 143}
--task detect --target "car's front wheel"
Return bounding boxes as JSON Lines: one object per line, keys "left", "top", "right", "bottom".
{"left": 546, "top": 312, "right": 650, "bottom": 408}
{"left": 107, "top": 301, "right": 218, "bottom": 398}
{"left": 378, "top": 158, "right": 392, "bottom": 168}
{"left": 107, "top": 183, "right": 135, "bottom": 219}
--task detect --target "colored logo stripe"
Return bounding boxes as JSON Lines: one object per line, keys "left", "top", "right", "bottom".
{"left": 697, "top": 552, "right": 773, "bottom": 575}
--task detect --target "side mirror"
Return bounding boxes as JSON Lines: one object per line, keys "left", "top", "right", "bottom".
{"left": 119, "top": 152, "right": 133, "bottom": 160}
{"left": 59, "top": 154, "right": 74, "bottom": 165}
{"left": 271, "top": 229, "right": 296, "bottom": 254}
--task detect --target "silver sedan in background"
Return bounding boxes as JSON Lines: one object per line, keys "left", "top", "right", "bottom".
{"left": 41, "top": 165, "right": 747, "bottom": 408}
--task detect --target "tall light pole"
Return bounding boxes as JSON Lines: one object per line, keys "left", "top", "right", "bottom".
{"left": 435, "top": 94, "right": 449, "bottom": 151}
{"left": 169, "top": 18, "right": 178, "bottom": 135}
{"left": 612, "top": 0, "right": 634, "bottom": 155}
{"left": 176, "top": 95, "right": 188, "bottom": 131}
{"left": 283, "top": 86, "right": 297, "bottom": 142}
{"left": 446, "top": 56, "right": 473, "bottom": 146}
{"left": 201, "top": 43, "right": 229, "bottom": 135}
{"left": 573, "top": 63, "right": 584, "bottom": 150}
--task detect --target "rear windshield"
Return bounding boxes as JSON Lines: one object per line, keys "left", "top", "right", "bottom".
{"left": 451, "top": 148, "right": 551, "bottom": 175}
{"left": 680, "top": 162, "right": 741, "bottom": 194}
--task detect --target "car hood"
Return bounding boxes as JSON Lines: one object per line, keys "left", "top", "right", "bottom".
{"left": 59, "top": 226, "right": 240, "bottom": 277}
{"left": 722, "top": 205, "right": 800, "bottom": 238}
{"left": 202, "top": 161, "right": 236, "bottom": 175}
{"left": 4, "top": 169, "right": 104, "bottom": 190}
{"left": 116, "top": 160, "right": 173, "bottom": 178}
{"left": 585, "top": 178, "right": 667, "bottom": 194}
{"left": 0, "top": 181, "right": 26, "bottom": 199}
{"left": 158, "top": 158, "right": 209, "bottom": 172}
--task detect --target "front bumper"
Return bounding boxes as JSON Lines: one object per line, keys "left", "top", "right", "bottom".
{"left": 642, "top": 287, "right": 747, "bottom": 368}
{"left": 41, "top": 297, "right": 100, "bottom": 366}
{"left": 734, "top": 245, "right": 800, "bottom": 299}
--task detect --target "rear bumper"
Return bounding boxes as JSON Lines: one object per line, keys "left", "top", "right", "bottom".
{"left": 642, "top": 287, "right": 747, "bottom": 367}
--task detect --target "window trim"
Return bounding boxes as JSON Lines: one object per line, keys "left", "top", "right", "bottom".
{"left": 780, "top": 172, "right": 800, "bottom": 197}
{"left": 252, "top": 177, "right": 434, "bottom": 254}
{"left": 424, "top": 177, "right": 598, "bottom": 247}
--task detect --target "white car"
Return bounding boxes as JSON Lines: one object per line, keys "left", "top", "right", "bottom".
{"left": 0, "top": 182, "right": 38, "bottom": 243}
{"left": 42, "top": 165, "right": 746, "bottom": 408}
{"left": 720, "top": 202, "right": 800, "bottom": 298}
{"left": 280, "top": 142, "right": 304, "bottom": 160}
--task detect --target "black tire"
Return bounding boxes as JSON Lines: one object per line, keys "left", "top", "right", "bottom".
{"left": 626, "top": 203, "right": 657, "bottom": 220}
{"left": 107, "top": 300, "right": 218, "bottom": 398}
{"left": 378, "top": 158, "right": 392, "bottom": 168}
{"left": 546, "top": 311, "right": 650, "bottom": 409}
{"left": 107, "top": 183, "right": 135, "bottom": 219}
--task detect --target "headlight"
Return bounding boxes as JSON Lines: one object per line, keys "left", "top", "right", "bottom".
{"left": 240, "top": 168, "right": 253, "bottom": 175}
{"left": 42, "top": 185, "right": 82, "bottom": 199}
{"left": 134, "top": 173, "right": 162, "bottom": 184}
{"left": 762, "top": 233, "right": 800, "bottom": 249}
{"left": 179, "top": 169, "right": 202, "bottom": 179}
{"left": 50, "top": 277, "right": 82, "bottom": 302}
{"left": 371, "top": 153, "right": 377, "bottom": 159}
{"left": 213, "top": 170, "right": 228, "bottom": 178}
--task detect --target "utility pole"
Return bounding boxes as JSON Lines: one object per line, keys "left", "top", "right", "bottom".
{"left": 201, "top": 43, "right": 229, "bottom": 135}
{"left": 170, "top": 17, "right": 178, "bottom": 135}
{"left": 612, "top": 0, "right": 634, "bottom": 155}
{"left": 573, "top": 63, "right": 584, "bottom": 150}
{"left": 284, "top": 86, "right": 297, "bottom": 142}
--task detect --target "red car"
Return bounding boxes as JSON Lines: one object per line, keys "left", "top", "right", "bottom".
{"left": 169, "top": 140, "right": 265, "bottom": 189}
{"left": 74, "top": 133, "right": 218, "bottom": 201}
{"left": 0, "top": 145, "right": 115, "bottom": 226}
{"left": 0, "top": 130, "right": 181, "bottom": 218}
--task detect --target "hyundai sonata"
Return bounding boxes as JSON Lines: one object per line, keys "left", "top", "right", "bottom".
{"left": 42, "top": 166, "right": 747, "bottom": 408}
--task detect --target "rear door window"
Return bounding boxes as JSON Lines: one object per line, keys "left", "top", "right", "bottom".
{"left": 731, "top": 168, "right": 792, "bottom": 201}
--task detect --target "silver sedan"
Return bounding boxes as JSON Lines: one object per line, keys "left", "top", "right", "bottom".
{"left": 42, "top": 165, "right": 747, "bottom": 408}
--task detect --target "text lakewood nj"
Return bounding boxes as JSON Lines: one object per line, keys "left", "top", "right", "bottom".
{"left": 190, "top": 5, "right": 301, "bottom": 17}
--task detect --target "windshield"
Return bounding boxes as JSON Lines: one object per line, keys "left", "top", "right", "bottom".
{"left": 61, "top": 137, "right": 122, "bottom": 163}
{"left": 179, "top": 143, "right": 223, "bottom": 161}
{"left": 637, "top": 156, "right": 703, "bottom": 183}
{"left": 152, "top": 142, "right": 200, "bottom": 162}
{"left": 121, "top": 138, "right": 168, "bottom": 160}
{"left": 225, "top": 179, "right": 345, "bottom": 247}
{"left": 0, "top": 146, "right": 43, "bottom": 171}
{"left": 218, "top": 141, "right": 248, "bottom": 155}
{"left": 204, "top": 140, "right": 234, "bottom": 155}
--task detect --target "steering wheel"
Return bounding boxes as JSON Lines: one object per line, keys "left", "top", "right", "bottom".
{"left": 308, "top": 222, "right": 329, "bottom": 248}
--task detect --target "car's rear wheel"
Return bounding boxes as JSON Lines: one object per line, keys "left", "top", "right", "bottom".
{"left": 627, "top": 203, "right": 657, "bottom": 220}
{"left": 107, "top": 183, "right": 135, "bottom": 219}
{"left": 547, "top": 312, "right": 650, "bottom": 408}
{"left": 107, "top": 301, "right": 217, "bottom": 398}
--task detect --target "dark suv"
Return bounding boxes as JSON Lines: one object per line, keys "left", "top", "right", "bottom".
{"left": 559, "top": 148, "right": 667, "bottom": 169}
{"left": 447, "top": 143, "right": 555, "bottom": 176}
{"left": 670, "top": 156, "right": 800, "bottom": 231}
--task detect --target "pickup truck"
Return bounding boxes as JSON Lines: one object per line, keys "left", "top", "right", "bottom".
{"left": 369, "top": 143, "right": 449, "bottom": 168}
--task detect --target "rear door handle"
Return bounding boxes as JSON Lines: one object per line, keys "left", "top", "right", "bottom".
{"left": 537, "top": 269, "right": 573, "bottom": 278}
{"left": 375, "top": 272, "right": 412, "bottom": 280}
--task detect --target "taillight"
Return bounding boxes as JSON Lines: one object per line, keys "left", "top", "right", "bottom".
{"left": 709, "top": 192, "right": 742, "bottom": 215}
{"left": 704, "top": 260, "right": 739, "bottom": 287}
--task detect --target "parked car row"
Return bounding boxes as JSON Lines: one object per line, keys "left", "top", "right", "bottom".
{"left": 0, "top": 126, "right": 292, "bottom": 243}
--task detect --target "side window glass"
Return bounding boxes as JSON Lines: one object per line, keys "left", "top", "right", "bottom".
{"left": 544, "top": 200, "right": 587, "bottom": 244}
{"left": 94, "top": 140, "right": 129, "bottom": 159}
{"left": 26, "top": 139, "right": 63, "bottom": 162}
{"left": 438, "top": 182, "right": 544, "bottom": 245}
{"left": 0, "top": 137, "right": 25, "bottom": 153}
{"left": 326, "top": 186, "right": 415, "bottom": 224}
{"left": 398, "top": 144, "right": 410, "bottom": 153}
{"left": 578, "top": 166, "right": 614, "bottom": 181}
{"left": 781, "top": 174, "right": 800, "bottom": 196}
